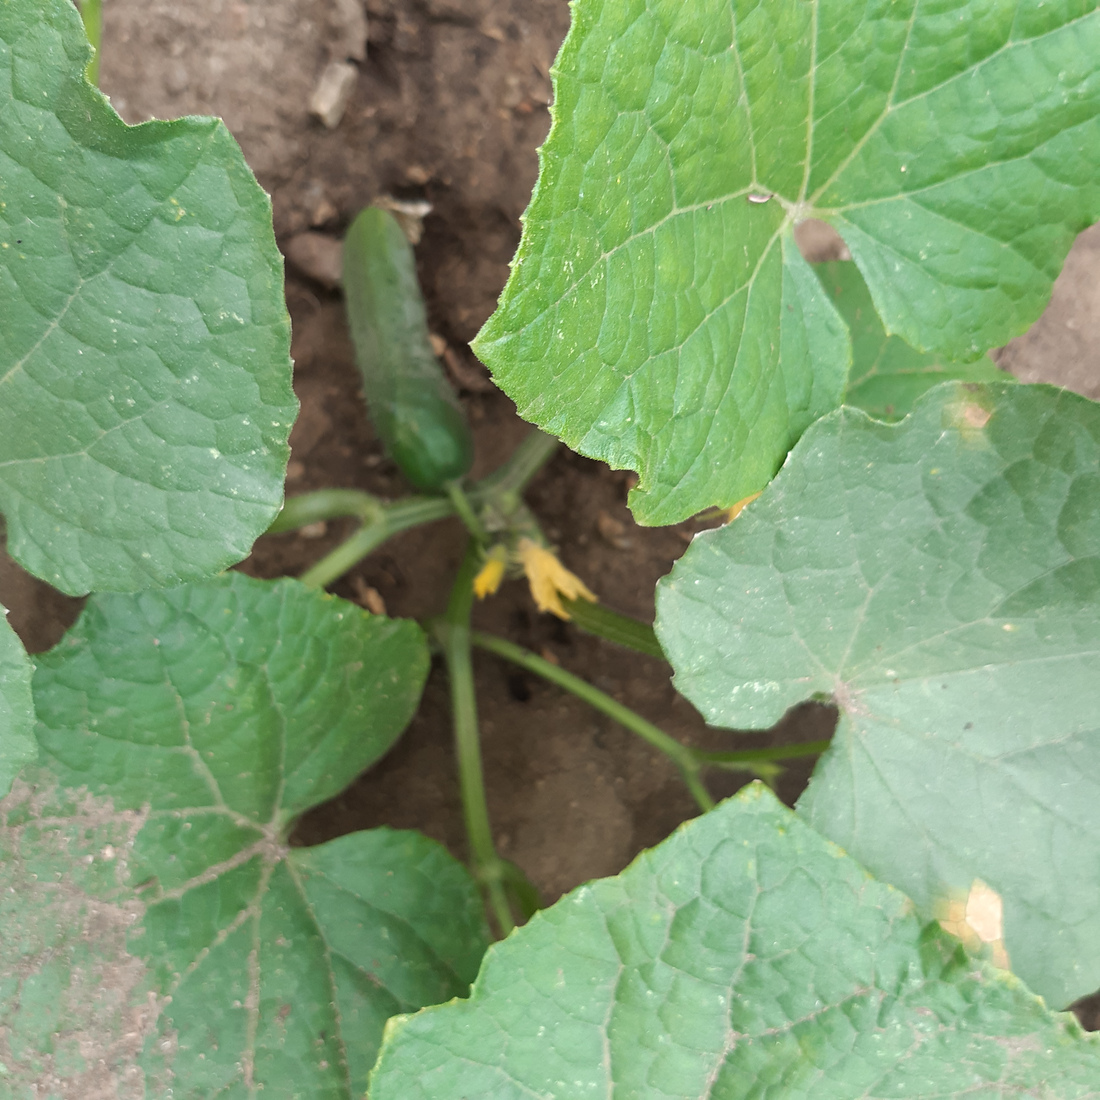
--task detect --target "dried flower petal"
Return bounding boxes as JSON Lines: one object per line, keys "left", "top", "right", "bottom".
{"left": 517, "top": 538, "right": 596, "bottom": 619}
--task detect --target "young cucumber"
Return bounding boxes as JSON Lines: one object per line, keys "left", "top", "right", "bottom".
{"left": 342, "top": 206, "right": 474, "bottom": 493}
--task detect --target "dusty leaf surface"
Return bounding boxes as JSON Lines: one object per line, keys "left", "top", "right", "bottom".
{"left": 657, "top": 381, "right": 1100, "bottom": 1008}
{"left": 0, "top": 778, "right": 152, "bottom": 1098}
{"left": 0, "top": 602, "right": 33, "bottom": 797}
{"left": 0, "top": 573, "right": 488, "bottom": 1098}
{"left": 370, "top": 784, "right": 1100, "bottom": 1099}
{"left": 476, "top": 0, "right": 1100, "bottom": 523}
{"left": 0, "top": 0, "right": 296, "bottom": 593}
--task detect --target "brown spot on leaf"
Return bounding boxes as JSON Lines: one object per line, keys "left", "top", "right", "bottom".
{"left": 937, "top": 879, "right": 1010, "bottom": 971}
{"left": 961, "top": 404, "right": 992, "bottom": 429}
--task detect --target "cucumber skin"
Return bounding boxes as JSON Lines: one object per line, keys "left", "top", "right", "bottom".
{"left": 342, "top": 207, "right": 475, "bottom": 493}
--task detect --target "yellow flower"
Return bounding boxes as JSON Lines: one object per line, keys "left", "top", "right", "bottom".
{"left": 473, "top": 545, "right": 508, "bottom": 599}
{"left": 516, "top": 538, "right": 596, "bottom": 620}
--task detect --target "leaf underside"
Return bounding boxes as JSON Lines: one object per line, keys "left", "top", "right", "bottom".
{"left": 0, "top": 0, "right": 296, "bottom": 594}
{"left": 476, "top": 0, "right": 1100, "bottom": 524}
{"left": 0, "top": 574, "right": 488, "bottom": 1098}
{"left": 371, "top": 783, "right": 1100, "bottom": 1099}
{"left": 657, "top": 381, "right": 1100, "bottom": 1009}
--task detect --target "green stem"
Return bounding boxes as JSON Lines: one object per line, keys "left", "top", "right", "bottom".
{"left": 561, "top": 598, "right": 664, "bottom": 660}
{"left": 267, "top": 489, "right": 383, "bottom": 533}
{"left": 281, "top": 430, "right": 561, "bottom": 589}
{"left": 443, "top": 546, "right": 515, "bottom": 936}
{"left": 77, "top": 0, "right": 102, "bottom": 86}
{"left": 295, "top": 496, "right": 455, "bottom": 588}
{"left": 470, "top": 631, "right": 715, "bottom": 813}
{"left": 299, "top": 525, "right": 391, "bottom": 589}
{"left": 696, "top": 740, "right": 833, "bottom": 767}
{"left": 446, "top": 481, "right": 489, "bottom": 544}
{"left": 477, "top": 430, "right": 560, "bottom": 501}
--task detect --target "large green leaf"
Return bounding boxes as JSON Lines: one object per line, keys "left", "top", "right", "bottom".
{"left": 475, "top": 0, "right": 1100, "bottom": 524}
{"left": 820, "top": 261, "right": 1008, "bottom": 420}
{"left": 0, "top": 601, "right": 33, "bottom": 798}
{"left": 656, "top": 382, "right": 1100, "bottom": 1009}
{"left": 0, "top": 573, "right": 489, "bottom": 1097}
{"left": 0, "top": 0, "right": 296, "bottom": 594}
{"left": 371, "top": 783, "right": 1100, "bottom": 1099}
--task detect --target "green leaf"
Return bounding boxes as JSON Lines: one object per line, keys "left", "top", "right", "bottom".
{"left": 0, "top": 0, "right": 296, "bottom": 594}
{"left": 820, "top": 260, "right": 1009, "bottom": 420}
{"left": 0, "top": 573, "right": 489, "bottom": 1097}
{"left": 475, "top": 0, "right": 1100, "bottom": 524}
{"left": 656, "top": 381, "right": 1100, "bottom": 1009}
{"left": 0, "top": 601, "right": 33, "bottom": 799}
{"left": 370, "top": 783, "right": 1100, "bottom": 1099}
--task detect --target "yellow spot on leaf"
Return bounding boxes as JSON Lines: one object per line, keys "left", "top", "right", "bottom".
{"left": 961, "top": 404, "right": 992, "bottom": 429}
{"left": 945, "top": 397, "right": 994, "bottom": 443}
{"left": 517, "top": 538, "right": 596, "bottom": 620}
{"left": 724, "top": 491, "right": 763, "bottom": 523}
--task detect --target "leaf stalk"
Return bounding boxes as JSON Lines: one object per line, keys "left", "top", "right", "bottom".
{"left": 442, "top": 544, "right": 517, "bottom": 937}
{"left": 296, "top": 496, "right": 455, "bottom": 589}
{"left": 275, "top": 430, "right": 559, "bottom": 589}
{"left": 470, "top": 632, "right": 833, "bottom": 810}
{"left": 469, "top": 631, "right": 715, "bottom": 813}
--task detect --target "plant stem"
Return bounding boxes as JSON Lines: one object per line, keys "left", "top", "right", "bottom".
{"left": 561, "top": 598, "right": 665, "bottom": 660}
{"left": 299, "top": 525, "right": 392, "bottom": 589}
{"left": 696, "top": 740, "right": 833, "bottom": 767}
{"left": 476, "top": 430, "right": 560, "bottom": 502}
{"left": 446, "top": 480, "right": 489, "bottom": 544}
{"left": 443, "top": 545, "right": 515, "bottom": 936}
{"left": 295, "top": 496, "right": 455, "bottom": 588}
{"left": 281, "top": 430, "right": 561, "bottom": 589}
{"left": 267, "top": 489, "right": 384, "bottom": 533}
{"left": 77, "top": 0, "right": 102, "bottom": 86}
{"left": 470, "top": 631, "right": 715, "bottom": 813}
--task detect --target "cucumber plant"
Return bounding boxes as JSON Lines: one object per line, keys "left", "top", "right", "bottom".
{"left": 1, "top": 0, "right": 1099, "bottom": 1097}
{"left": 342, "top": 207, "right": 474, "bottom": 494}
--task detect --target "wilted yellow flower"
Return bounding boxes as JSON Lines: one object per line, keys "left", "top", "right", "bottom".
{"left": 473, "top": 545, "right": 508, "bottom": 599}
{"left": 516, "top": 538, "right": 596, "bottom": 620}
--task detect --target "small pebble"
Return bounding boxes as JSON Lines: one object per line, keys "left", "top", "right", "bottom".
{"left": 596, "top": 510, "right": 631, "bottom": 550}
{"left": 310, "top": 60, "right": 358, "bottom": 129}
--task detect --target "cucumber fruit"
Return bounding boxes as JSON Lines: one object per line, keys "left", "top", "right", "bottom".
{"left": 342, "top": 206, "right": 475, "bottom": 493}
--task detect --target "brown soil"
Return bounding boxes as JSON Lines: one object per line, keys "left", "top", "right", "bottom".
{"left": 1, "top": 1, "right": 1097, "bottom": 1013}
